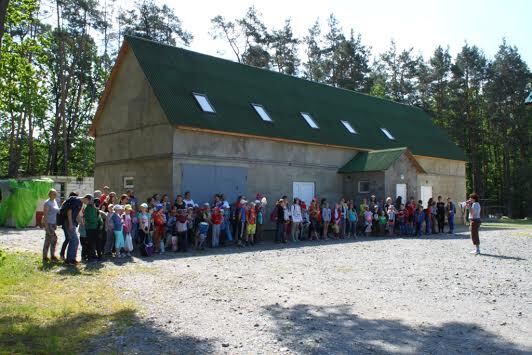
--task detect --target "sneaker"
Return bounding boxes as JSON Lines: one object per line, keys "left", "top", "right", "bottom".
{"left": 470, "top": 249, "right": 480, "bottom": 255}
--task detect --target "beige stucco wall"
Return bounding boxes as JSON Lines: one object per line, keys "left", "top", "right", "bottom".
{"left": 384, "top": 153, "right": 419, "bottom": 202}
{"left": 415, "top": 155, "right": 467, "bottom": 222}
{"left": 93, "top": 48, "right": 174, "bottom": 199}
{"left": 172, "top": 129, "right": 357, "bottom": 204}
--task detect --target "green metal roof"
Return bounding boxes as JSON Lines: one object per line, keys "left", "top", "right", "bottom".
{"left": 338, "top": 148, "right": 408, "bottom": 173}
{"left": 125, "top": 35, "right": 465, "bottom": 161}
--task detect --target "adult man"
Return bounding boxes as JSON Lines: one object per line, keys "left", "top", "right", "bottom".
{"left": 62, "top": 194, "right": 90, "bottom": 265}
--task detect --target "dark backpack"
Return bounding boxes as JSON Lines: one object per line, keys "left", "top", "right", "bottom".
{"left": 270, "top": 207, "right": 278, "bottom": 223}
{"left": 57, "top": 197, "right": 75, "bottom": 226}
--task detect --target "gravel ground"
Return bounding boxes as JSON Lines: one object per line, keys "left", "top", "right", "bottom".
{"left": 1, "top": 225, "right": 531, "bottom": 354}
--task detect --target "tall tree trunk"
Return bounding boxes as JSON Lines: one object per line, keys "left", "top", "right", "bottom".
{"left": 0, "top": 0, "right": 9, "bottom": 49}
{"left": 502, "top": 145, "right": 512, "bottom": 217}
{"left": 27, "top": 112, "right": 35, "bottom": 175}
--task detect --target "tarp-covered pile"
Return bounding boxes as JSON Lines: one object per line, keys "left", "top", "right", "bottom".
{"left": 0, "top": 178, "right": 53, "bottom": 228}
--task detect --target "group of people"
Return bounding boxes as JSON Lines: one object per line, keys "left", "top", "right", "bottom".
{"left": 271, "top": 195, "right": 459, "bottom": 243}
{"left": 40, "top": 185, "right": 483, "bottom": 264}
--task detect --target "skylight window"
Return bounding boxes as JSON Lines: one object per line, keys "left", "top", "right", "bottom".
{"left": 341, "top": 120, "right": 357, "bottom": 134}
{"left": 251, "top": 104, "right": 273, "bottom": 122}
{"left": 380, "top": 127, "right": 395, "bottom": 140}
{"left": 192, "top": 93, "right": 215, "bottom": 113}
{"left": 300, "top": 112, "right": 319, "bottom": 129}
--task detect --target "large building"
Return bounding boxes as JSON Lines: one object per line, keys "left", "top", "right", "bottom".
{"left": 90, "top": 35, "right": 466, "bottom": 212}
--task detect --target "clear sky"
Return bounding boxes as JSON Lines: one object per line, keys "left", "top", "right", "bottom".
{"left": 137, "top": 0, "right": 531, "bottom": 66}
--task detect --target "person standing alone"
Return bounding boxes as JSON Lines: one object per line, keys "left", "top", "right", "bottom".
{"left": 468, "top": 193, "right": 482, "bottom": 254}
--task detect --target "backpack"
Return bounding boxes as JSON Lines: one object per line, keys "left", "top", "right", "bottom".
{"left": 142, "top": 232, "right": 154, "bottom": 257}
{"left": 57, "top": 197, "right": 75, "bottom": 226}
{"left": 270, "top": 207, "right": 278, "bottom": 222}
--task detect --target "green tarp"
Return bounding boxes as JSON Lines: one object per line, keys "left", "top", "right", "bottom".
{"left": 0, "top": 178, "right": 54, "bottom": 228}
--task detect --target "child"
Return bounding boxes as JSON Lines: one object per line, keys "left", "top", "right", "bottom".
{"left": 238, "top": 200, "right": 248, "bottom": 245}
{"left": 332, "top": 203, "right": 342, "bottom": 239}
{"left": 254, "top": 203, "right": 263, "bottom": 243}
{"left": 245, "top": 202, "right": 257, "bottom": 246}
{"left": 104, "top": 204, "right": 115, "bottom": 256}
{"left": 123, "top": 204, "right": 134, "bottom": 256}
{"left": 379, "top": 210, "right": 388, "bottom": 236}
{"left": 415, "top": 206, "right": 425, "bottom": 237}
{"left": 387, "top": 206, "right": 395, "bottom": 236}
{"left": 321, "top": 202, "right": 331, "bottom": 240}
{"left": 152, "top": 204, "right": 166, "bottom": 253}
{"left": 363, "top": 206, "right": 373, "bottom": 236}
{"left": 211, "top": 207, "right": 223, "bottom": 247}
{"left": 347, "top": 204, "right": 357, "bottom": 238}
{"left": 397, "top": 204, "right": 406, "bottom": 236}
{"left": 78, "top": 212, "right": 88, "bottom": 261}
{"left": 187, "top": 206, "right": 196, "bottom": 246}
{"left": 166, "top": 207, "right": 177, "bottom": 251}
{"left": 176, "top": 209, "right": 188, "bottom": 252}
{"left": 112, "top": 205, "right": 125, "bottom": 258}
{"left": 372, "top": 206, "right": 379, "bottom": 236}
{"left": 221, "top": 208, "right": 233, "bottom": 245}
{"left": 196, "top": 221, "right": 209, "bottom": 250}
{"left": 446, "top": 197, "right": 456, "bottom": 234}
{"left": 195, "top": 203, "right": 210, "bottom": 250}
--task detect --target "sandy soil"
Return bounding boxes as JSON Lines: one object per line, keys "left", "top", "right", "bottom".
{"left": 1, "top": 225, "right": 531, "bottom": 354}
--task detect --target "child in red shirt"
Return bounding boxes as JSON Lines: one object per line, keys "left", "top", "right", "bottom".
{"left": 245, "top": 202, "right": 257, "bottom": 246}
{"left": 152, "top": 204, "right": 166, "bottom": 253}
{"left": 211, "top": 207, "right": 223, "bottom": 247}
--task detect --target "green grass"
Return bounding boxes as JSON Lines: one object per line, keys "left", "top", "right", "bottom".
{"left": 482, "top": 218, "right": 532, "bottom": 231}
{"left": 0, "top": 250, "right": 137, "bottom": 354}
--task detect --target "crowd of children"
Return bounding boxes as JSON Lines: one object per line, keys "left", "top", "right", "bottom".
{"left": 42, "top": 185, "right": 458, "bottom": 263}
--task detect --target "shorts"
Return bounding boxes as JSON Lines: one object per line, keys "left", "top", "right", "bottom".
{"left": 247, "top": 223, "right": 256, "bottom": 235}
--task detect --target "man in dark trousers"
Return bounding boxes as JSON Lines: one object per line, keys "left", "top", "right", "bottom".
{"left": 436, "top": 195, "right": 446, "bottom": 234}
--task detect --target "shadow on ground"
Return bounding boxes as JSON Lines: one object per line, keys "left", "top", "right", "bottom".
{"left": 0, "top": 309, "right": 216, "bottom": 354}
{"left": 264, "top": 304, "right": 529, "bottom": 354}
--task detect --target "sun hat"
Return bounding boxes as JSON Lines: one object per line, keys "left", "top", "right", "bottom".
{"left": 124, "top": 204, "right": 132, "bottom": 211}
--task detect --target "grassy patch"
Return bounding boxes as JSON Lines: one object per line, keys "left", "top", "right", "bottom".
{"left": 0, "top": 250, "right": 137, "bottom": 354}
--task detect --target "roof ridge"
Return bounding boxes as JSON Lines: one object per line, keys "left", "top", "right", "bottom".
{"left": 367, "top": 147, "right": 408, "bottom": 153}
{"left": 124, "top": 35, "right": 424, "bottom": 111}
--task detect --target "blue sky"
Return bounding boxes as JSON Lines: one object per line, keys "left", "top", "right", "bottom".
{"left": 146, "top": 0, "right": 531, "bottom": 66}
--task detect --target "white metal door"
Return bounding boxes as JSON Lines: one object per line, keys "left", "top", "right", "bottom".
{"left": 396, "top": 183, "right": 406, "bottom": 203}
{"left": 293, "top": 182, "right": 315, "bottom": 207}
{"left": 420, "top": 185, "right": 432, "bottom": 207}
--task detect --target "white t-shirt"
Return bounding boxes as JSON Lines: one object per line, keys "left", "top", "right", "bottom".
{"left": 469, "top": 202, "right": 481, "bottom": 220}
{"left": 290, "top": 204, "right": 303, "bottom": 222}
{"left": 183, "top": 199, "right": 195, "bottom": 208}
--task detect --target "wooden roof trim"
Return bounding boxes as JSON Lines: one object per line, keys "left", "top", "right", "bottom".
{"left": 89, "top": 40, "right": 130, "bottom": 137}
{"left": 403, "top": 149, "right": 426, "bottom": 174}
{"left": 174, "top": 125, "right": 373, "bottom": 152}
{"left": 413, "top": 154, "right": 467, "bottom": 163}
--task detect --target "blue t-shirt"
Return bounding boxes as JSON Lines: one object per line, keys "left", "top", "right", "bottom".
{"left": 111, "top": 213, "right": 123, "bottom": 231}
{"left": 199, "top": 222, "right": 209, "bottom": 235}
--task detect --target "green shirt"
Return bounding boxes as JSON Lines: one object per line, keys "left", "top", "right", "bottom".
{"left": 84, "top": 204, "right": 98, "bottom": 230}
{"left": 378, "top": 215, "right": 387, "bottom": 225}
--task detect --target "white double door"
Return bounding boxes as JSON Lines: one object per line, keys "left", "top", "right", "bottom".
{"left": 293, "top": 182, "right": 315, "bottom": 207}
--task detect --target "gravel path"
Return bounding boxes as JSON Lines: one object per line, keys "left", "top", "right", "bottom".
{"left": 1, "top": 225, "right": 531, "bottom": 354}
